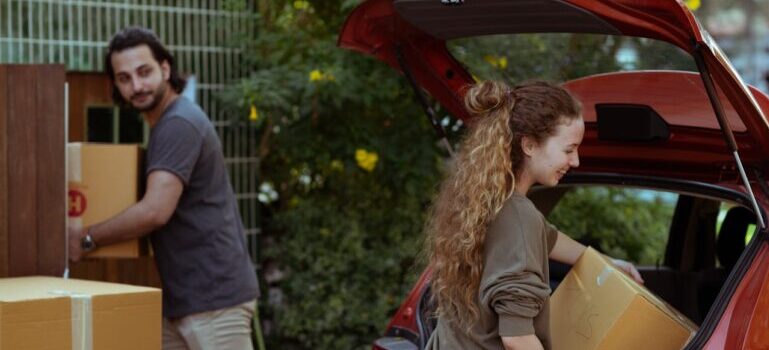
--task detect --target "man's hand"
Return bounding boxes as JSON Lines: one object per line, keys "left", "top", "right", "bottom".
{"left": 68, "top": 226, "right": 86, "bottom": 263}
{"left": 611, "top": 258, "right": 644, "bottom": 284}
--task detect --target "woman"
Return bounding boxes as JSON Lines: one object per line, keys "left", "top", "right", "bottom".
{"left": 424, "top": 80, "right": 643, "bottom": 350}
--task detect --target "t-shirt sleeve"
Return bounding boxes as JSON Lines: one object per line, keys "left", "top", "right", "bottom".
{"left": 146, "top": 117, "right": 203, "bottom": 186}
{"left": 479, "top": 203, "right": 551, "bottom": 337}
{"left": 545, "top": 220, "right": 559, "bottom": 253}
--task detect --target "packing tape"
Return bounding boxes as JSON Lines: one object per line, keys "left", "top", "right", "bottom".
{"left": 69, "top": 217, "right": 83, "bottom": 230}
{"left": 49, "top": 290, "right": 93, "bottom": 350}
{"left": 596, "top": 266, "right": 613, "bottom": 286}
{"left": 69, "top": 144, "right": 82, "bottom": 183}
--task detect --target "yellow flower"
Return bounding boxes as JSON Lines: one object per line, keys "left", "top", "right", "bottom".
{"left": 498, "top": 56, "right": 508, "bottom": 69}
{"left": 483, "top": 55, "right": 507, "bottom": 70}
{"left": 309, "top": 69, "right": 324, "bottom": 82}
{"left": 685, "top": 0, "right": 700, "bottom": 10}
{"left": 355, "top": 149, "right": 379, "bottom": 172}
{"left": 330, "top": 159, "right": 344, "bottom": 171}
{"left": 249, "top": 105, "right": 259, "bottom": 121}
{"left": 293, "top": 0, "right": 310, "bottom": 10}
{"left": 309, "top": 69, "right": 335, "bottom": 83}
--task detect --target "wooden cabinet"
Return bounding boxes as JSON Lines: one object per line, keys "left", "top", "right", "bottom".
{"left": 0, "top": 65, "right": 66, "bottom": 277}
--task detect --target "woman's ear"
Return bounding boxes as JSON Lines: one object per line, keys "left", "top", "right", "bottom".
{"left": 521, "top": 136, "right": 537, "bottom": 157}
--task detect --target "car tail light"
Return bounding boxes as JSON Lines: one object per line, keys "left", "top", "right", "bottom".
{"left": 371, "top": 268, "right": 433, "bottom": 350}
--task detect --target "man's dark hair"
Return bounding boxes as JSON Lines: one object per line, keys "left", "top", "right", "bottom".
{"left": 104, "top": 26, "right": 186, "bottom": 105}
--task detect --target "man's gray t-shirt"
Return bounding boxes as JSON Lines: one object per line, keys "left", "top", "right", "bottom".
{"left": 147, "top": 96, "right": 259, "bottom": 318}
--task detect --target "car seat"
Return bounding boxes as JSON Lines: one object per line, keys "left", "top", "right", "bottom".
{"left": 716, "top": 206, "right": 754, "bottom": 271}
{"left": 697, "top": 206, "right": 755, "bottom": 321}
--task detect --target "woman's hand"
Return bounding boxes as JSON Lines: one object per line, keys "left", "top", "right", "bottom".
{"left": 501, "top": 334, "right": 544, "bottom": 350}
{"left": 611, "top": 258, "right": 644, "bottom": 284}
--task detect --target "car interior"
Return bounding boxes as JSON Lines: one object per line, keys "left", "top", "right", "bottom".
{"left": 411, "top": 181, "right": 757, "bottom": 349}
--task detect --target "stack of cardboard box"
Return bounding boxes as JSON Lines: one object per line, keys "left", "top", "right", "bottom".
{"left": 0, "top": 276, "right": 161, "bottom": 350}
{"left": 67, "top": 143, "right": 148, "bottom": 258}
{"left": 0, "top": 143, "right": 162, "bottom": 349}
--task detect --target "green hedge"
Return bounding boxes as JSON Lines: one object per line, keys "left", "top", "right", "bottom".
{"left": 221, "top": 1, "right": 443, "bottom": 348}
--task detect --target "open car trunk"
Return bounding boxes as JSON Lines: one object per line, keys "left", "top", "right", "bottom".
{"left": 339, "top": 1, "right": 769, "bottom": 349}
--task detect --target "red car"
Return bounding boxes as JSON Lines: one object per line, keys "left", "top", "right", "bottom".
{"left": 339, "top": 1, "right": 769, "bottom": 349}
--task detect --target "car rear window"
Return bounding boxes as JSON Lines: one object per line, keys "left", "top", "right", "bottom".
{"left": 447, "top": 33, "right": 696, "bottom": 84}
{"left": 545, "top": 185, "right": 677, "bottom": 265}
{"left": 446, "top": 33, "right": 745, "bottom": 133}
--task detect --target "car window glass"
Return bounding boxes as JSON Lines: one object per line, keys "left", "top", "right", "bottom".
{"left": 446, "top": 33, "right": 746, "bottom": 134}
{"left": 545, "top": 186, "right": 677, "bottom": 265}
{"left": 447, "top": 33, "right": 696, "bottom": 84}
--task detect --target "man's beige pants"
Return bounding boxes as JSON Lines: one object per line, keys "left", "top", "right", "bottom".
{"left": 162, "top": 300, "right": 256, "bottom": 350}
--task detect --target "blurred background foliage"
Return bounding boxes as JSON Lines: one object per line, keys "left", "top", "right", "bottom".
{"left": 221, "top": 1, "right": 443, "bottom": 348}
{"left": 548, "top": 187, "right": 677, "bottom": 265}
{"left": 220, "top": 1, "right": 698, "bottom": 348}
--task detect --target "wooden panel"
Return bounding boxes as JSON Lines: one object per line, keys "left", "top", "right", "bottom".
{"left": 0, "top": 66, "right": 8, "bottom": 277}
{"left": 70, "top": 258, "right": 162, "bottom": 288}
{"left": 66, "top": 72, "right": 113, "bottom": 142}
{"left": 7, "top": 66, "right": 39, "bottom": 276}
{"left": 36, "top": 65, "right": 66, "bottom": 276}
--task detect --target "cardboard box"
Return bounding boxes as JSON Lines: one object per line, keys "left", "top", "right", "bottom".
{"left": 0, "top": 276, "right": 161, "bottom": 350}
{"left": 67, "top": 143, "right": 148, "bottom": 258}
{"left": 551, "top": 247, "right": 698, "bottom": 350}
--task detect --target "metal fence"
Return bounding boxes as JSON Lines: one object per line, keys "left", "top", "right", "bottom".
{"left": 0, "top": 0, "right": 261, "bottom": 254}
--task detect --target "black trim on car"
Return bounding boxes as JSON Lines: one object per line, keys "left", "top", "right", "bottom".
{"left": 415, "top": 284, "right": 436, "bottom": 349}
{"left": 373, "top": 337, "right": 419, "bottom": 350}
{"left": 554, "top": 172, "right": 767, "bottom": 349}
{"left": 384, "top": 326, "right": 420, "bottom": 348}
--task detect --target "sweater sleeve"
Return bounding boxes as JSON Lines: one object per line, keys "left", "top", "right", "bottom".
{"left": 479, "top": 200, "right": 551, "bottom": 337}
{"left": 545, "top": 221, "right": 559, "bottom": 253}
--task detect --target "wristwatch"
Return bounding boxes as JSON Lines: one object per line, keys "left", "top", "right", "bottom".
{"left": 81, "top": 229, "right": 96, "bottom": 252}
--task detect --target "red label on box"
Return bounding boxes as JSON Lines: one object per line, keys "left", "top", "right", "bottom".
{"left": 68, "top": 189, "right": 87, "bottom": 217}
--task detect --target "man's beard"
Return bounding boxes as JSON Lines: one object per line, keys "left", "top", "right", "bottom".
{"left": 130, "top": 83, "right": 167, "bottom": 112}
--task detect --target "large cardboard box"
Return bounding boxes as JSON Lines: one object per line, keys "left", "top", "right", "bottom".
{"left": 551, "top": 247, "right": 697, "bottom": 350}
{"left": 67, "top": 143, "right": 148, "bottom": 258}
{"left": 0, "top": 276, "right": 161, "bottom": 350}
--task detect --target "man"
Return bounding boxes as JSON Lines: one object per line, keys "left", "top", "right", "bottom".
{"left": 68, "top": 26, "right": 259, "bottom": 350}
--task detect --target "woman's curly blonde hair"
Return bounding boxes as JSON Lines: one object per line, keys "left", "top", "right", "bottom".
{"left": 425, "top": 79, "right": 581, "bottom": 331}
